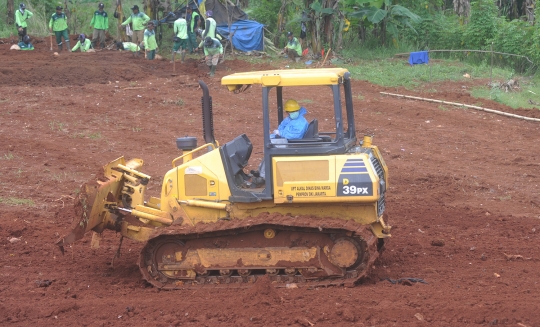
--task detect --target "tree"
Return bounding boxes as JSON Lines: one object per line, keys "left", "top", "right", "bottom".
{"left": 7, "top": 0, "right": 14, "bottom": 25}
{"left": 350, "top": 0, "right": 421, "bottom": 46}
{"left": 453, "top": 0, "right": 470, "bottom": 19}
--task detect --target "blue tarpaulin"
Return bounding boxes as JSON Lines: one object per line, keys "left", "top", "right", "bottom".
{"left": 217, "top": 20, "right": 264, "bottom": 52}
{"left": 408, "top": 51, "right": 429, "bottom": 65}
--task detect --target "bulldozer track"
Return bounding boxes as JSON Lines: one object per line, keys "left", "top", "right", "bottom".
{"left": 138, "top": 214, "right": 384, "bottom": 289}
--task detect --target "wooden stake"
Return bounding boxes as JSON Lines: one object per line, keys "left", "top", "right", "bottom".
{"left": 50, "top": 34, "right": 53, "bottom": 51}
{"left": 320, "top": 48, "right": 331, "bottom": 67}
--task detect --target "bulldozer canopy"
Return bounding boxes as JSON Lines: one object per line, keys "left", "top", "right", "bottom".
{"left": 221, "top": 68, "right": 349, "bottom": 91}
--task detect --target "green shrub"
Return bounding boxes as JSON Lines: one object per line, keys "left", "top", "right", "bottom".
{"left": 463, "top": 0, "right": 498, "bottom": 49}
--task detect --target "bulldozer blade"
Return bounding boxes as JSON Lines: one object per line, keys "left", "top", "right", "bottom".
{"left": 56, "top": 157, "right": 130, "bottom": 253}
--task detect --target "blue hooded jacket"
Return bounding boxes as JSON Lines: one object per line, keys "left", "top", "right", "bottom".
{"left": 275, "top": 107, "right": 308, "bottom": 139}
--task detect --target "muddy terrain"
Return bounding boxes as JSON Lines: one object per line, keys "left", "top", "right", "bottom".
{"left": 1, "top": 39, "right": 539, "bottom": 326}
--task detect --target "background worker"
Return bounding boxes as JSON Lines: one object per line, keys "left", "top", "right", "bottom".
{"left": 49, "top": 6, "right": 70, "bottom": 52}
{"left": 121, "top": 5, "right": 149, "bottom": 54}
{"left": 271, "top": 100, "right": 309, "bottom": 139}
{"left": 116, "top": 41, "right": 140, "bottom": 52}
{"left": 197, "top": 10, "right": 222, "bottom": 50}
{"left": 201, "top": 10, "right": 218, "bottom": 39}
{"left": 143, "top": 21, "right": 158, "bottom": 60}
{"left": 185, "top": 7, "right": 200, "bottom": 53}
{"left": 15, "top": 3, "right": 33, "bottom": 43}
{"left": 283, "top": 31, "right": 302, "bottom": 62}
{"left": 201, "top": 36, "right": 222, "bottom": 77}
{"left": 90, "top": 2, "right": 108, "bottom": 49}
{"left": 72, "top": 34, "right": 92, "bottom": 52}
{"left": 17, "top": 35, "right": 34, "bottom": 50}
{"left": 172, "top": 17, "right": 188, "bottom": 63}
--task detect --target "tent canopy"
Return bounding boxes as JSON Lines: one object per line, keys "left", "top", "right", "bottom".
{"left": 203, "top": 0, "right": 264, "bottom": 52}
{"left": 217, "top": 20, "right": 264, "bottom": 52}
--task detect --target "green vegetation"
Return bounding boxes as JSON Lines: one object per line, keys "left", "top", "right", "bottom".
{"left": 49, "top": 121, "right": 67, "bottom": 132}
{"left": 88, "top": 132, "right": 101, "bottom": 139}
{"left": 1, "top": 153, "right": 15, "bottom": 160}
{"left": 471, "top": 82, "right": 540, "bottom": 110}
{"left": 162, "top": 98, "right": 185, "bottom": 106}
{"left": 344, "top": 58, "right": 509, "bottom": 88}
{"left": 0, "top": 197, "right": 35, "bottom": 206}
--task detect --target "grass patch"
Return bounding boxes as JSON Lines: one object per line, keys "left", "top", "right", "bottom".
{"left": 0, "top": 197, "right": 35, "bottom": 206}
{"left": 88, "top": 132, "right": 101, "bottom": 139}
{"left": 344, "top": 59, "right": 511, "bottom": 89}
{"left": 162, "top": 98, "right": 185, "bottom": 106}
{"left": 470, "top": 78, "right": 540, "bottom": 110}
{"left": 71, "top": 131, "right": 102, "bottom": 139}
{"left": 1, "top": 153, "right": 15, "bottom": 160}
{"left": 438, "top": 105, "right": 450, "bottom": 111}
{"left": 49, "top": 121, "right": 67, "bottom": 133}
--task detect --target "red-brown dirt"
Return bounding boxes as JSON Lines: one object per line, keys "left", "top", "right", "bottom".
{"left": 1, "top": 40, "right": 539, "bottom": 326}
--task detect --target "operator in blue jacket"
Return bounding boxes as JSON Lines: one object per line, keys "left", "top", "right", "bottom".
{"left": 271, "top": 99, "right": 309, "bottom": 139}
{"left": 259, "top": 99, "right": 308, "bottom": 180}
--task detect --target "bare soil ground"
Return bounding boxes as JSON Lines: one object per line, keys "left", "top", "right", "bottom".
{"left": 1, "top": 40, "right": 539, "bottom": 327}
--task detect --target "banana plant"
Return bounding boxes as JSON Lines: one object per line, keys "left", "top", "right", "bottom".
{"left": 350, "top": 0, "right": 421, "bottom": 45}
{"left": 307, "top": 0, "right": 336, "bottom": 54}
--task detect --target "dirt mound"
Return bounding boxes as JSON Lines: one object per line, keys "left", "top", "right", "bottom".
{"left": 242, "top": 275, "right": 281, "bottom": 306}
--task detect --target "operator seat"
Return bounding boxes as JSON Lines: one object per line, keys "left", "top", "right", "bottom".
{"left": 303, "top": 119, "right": 318, "bottom": 138}
{"left": 221, "top": 134, "right": 253, "bottom": 187}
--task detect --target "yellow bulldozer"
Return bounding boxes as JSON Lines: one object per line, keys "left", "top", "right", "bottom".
{"left": 57, "top": 68, "right": 390, "bottom": 289}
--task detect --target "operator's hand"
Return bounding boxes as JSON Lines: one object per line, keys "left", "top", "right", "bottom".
{"left": 273, "top": 129, "right": 280, "bottom": 136}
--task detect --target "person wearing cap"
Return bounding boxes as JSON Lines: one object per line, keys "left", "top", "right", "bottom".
{"left": 271, "top": 100, "right": 309, "bottom": 139}
{"left": 17, "top": 35, "right": 34, "bottom": 50}
{"left": 15, "top": 3, "right": 33, "bottom": 43}
{"left": 143, "top": 21, "right": 158, "bottom": 60}
{"left": 116, "top": 41, "right": 140, "bottom": 53}
{"left": 201, "top": 10, "right": 219, "bottom": 40}
{"left": 121, "top": 5, "right": 150, "bottom": 53}
{"left": 283, "top": 31, "right": 302, "bottom": 62}
{"left": 90, "top": 3, "right": 109, "bottom": 49}
{"left": 185, "top": 7, "right": 200, "bottom": 53}
{"left": 201, "top": 36, "right": 222, "bottom": 77}
{"left": 49, "top": 6, "right": 71, "bottom": 52}
{"left": 172, "top": 17, "right": 188, "bottom": 63}
{"left": 197, "top": 10, "right": 222, "bottom": 51}
{"left": 72, "top": 34, "right": 93, "bottom": 52}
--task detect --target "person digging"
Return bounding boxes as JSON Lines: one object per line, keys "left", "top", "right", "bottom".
{"left": 17, "top": 35, "right": 34, "bottom": 50}
{"left": 116, "top": 41, "right": 140, "bottom": 53}
{"left": 199, "top": 36, "right": 222, "bottom": 77}
{"left": 72, "top": 34, "right": 93, "bottom": 52}
{"left": 49, "top": 6, "right": 71, "bottom": 52}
